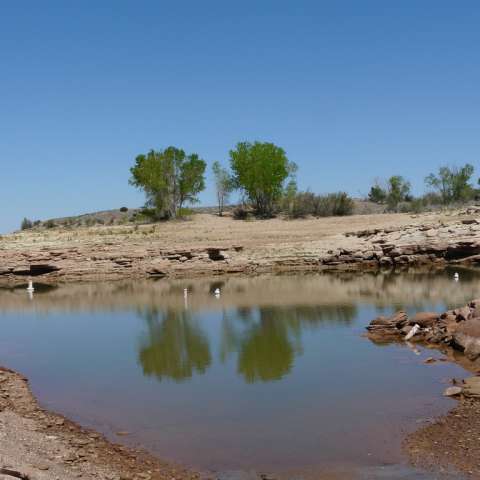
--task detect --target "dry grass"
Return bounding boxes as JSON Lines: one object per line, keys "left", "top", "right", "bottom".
{"left": 0, "top": 211, "right": 460, "bottom": 252}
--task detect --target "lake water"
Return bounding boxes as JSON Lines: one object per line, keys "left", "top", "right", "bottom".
{"left": 0, "top": 270, "right": 477, "bottom": 478}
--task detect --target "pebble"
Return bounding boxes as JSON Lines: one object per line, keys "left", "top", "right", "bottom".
{"left": 63, "top": 452, "right": 77, "bottom": 462}
{"left": 444, "top": 386, "right": 463, "bottom": 397}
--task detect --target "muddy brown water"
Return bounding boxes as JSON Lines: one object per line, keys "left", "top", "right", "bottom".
{"left": 0, "top": 270, "right": 476, "bottom": 479}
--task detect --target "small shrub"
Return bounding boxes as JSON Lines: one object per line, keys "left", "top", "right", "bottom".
{"left": 331, "top": 192, "right": 355, "bottom": 216}
{"left": 409, "top": 198, "right": 427, "bottom": 214}
{"left": 178, "top": 207, "right": 194, "bottom": 218}
{"left": 282, "top": 191, "right": 354, "bottom": 218}
{"left": 397, "top": 201, "right": 414, "bottom": 213}
{"left": 288, "top": 192, "right": 316, "bottom": 218}
{"left": 21, "top": 218, "right": 33, "bottom": 230}
{"left": 368, "top": 184, "right": 387, "bottom": 203}
{"left": 119, "top": 206, "right": 129, "bottom": 212}
{"left": 44, "top": 219, "right": 56, "bottom": 229}
{"left": 314, "top": 193, "right": 354, "bottom": 217}
{"left": 422, "top": 192, "right": 443, "bottom": 206}
{"left": 139, "top": 208, "right": 159, "bottom": 222}
{"left": 232, "top": 205, "right": 249, "bottom": 220}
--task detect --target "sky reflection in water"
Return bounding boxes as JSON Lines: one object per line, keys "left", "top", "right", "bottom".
{"left": 0, "top": 270, "right": 477, "bottom": 473}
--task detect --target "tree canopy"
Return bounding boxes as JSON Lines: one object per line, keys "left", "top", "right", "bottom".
{"left": 367, "top": 176, "right": 411, "bottom": 210}
{"left": 212, "top": 161, "right": 234, "bottom": 216}
{"left": 229, "top": 141, "right": 296, "bottom": 217}
{"left": 129, "top": 147, "right": 206, "bottom": 219}
{"left": 386, "top": 175, "right": 411, "bottom": 209}
{"left": 368, "top": 182, "right": 387, "bottom": 204}
{"left": 425, "top": 164, "right": 475, "bottom": 204}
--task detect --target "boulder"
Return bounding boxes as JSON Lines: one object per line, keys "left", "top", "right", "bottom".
{"left": 146, "top": 260, "right": 170, "bottom": 277}
{"left": 455, "top": 306, "right": 472, "bottom": 321}
{"left": 469, "top": 299, "right": 480, "bottom": 308}
{"left": 464, "top": 341, "right": 480, "bottom": 361}
{"left": 452, "top": 321, "right": 480, "bottom": 359}
{"left": 379, "top": 256, "right": 393, "bottom": 266}
{"left": 370, "top": 316, "right": 392, "bottom": 326}
{"left": 444, "top": 386, "right": 463, "bottom": 397}
{"left": 392, "top": 311, "right": 409, "bottom": 327}
{"left": 409, "top": 312, "right": 440, "bottom": 328}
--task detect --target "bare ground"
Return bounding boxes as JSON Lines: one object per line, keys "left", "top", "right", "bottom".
{"left": 2, "top": 208, "right": 480, "bottom": 284}
{"left": 0, "top": 367, "right": 206, "bottom": 480}
{"left": 406, "top": 398, "right": 480, "bottom": 479}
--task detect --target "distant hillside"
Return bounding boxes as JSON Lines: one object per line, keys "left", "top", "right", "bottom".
{"left": 20, "top": 200, "right": 384, "bottom": 231}
{"left": 23, "top": 205, "right": 232, "bottom": 230}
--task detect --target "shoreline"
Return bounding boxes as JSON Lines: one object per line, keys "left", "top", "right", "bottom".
{"left": 0, "top": 366, "right": 205, "bottom": 480}
{"left": 0, "top": 361, "right": 470, "bottom": 480}
{"left": 366, "top": 299, "right": 480, "bottom": 478}
{"left": 1, "top": 211, "right": 480, "bottom": 286}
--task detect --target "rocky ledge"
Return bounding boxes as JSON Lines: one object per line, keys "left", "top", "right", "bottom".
{"left": 1, "top": 216, "right": 480, "bottom": 284}
{"left": 366, "top": 298, "right": 480, "bottom": 398}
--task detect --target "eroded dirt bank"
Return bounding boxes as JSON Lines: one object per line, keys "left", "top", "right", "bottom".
{"left": 0, "top": 367, "right": 204, "bottom": 480}
{"left": 1, "top": 210, "right": 480, "bottom": 285}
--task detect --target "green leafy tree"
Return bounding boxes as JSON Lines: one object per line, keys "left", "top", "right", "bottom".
{"left": 212, "top": 161, "right": 234, "bottom": 216}
{"left": 229, "top": 141, "right": 297, "bottom": 217}
{"left": 425, "top": 164, "right": 475, "bottom": 204}
{"left": 129, "top": 147, "right": 206, "bottom": 219}
{"left": 386, "top": 175, "right": 411, "bottom": 209}
{"left": 368, "top": 183, "right": 387, "bottom": 203}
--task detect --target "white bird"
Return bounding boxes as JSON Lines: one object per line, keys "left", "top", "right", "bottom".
{"left": 214, "top": 288, "right": 221, "bottom": 297}
{"left": 405, "top": 324, "right": 420, "bottom": 341}
{"left": 183, "top": 288, "right": 188, "bottom": 309}
{"left": 454, "top": 272, "right": 459, "bottom": 281}
{"left": 26, "top": 280, "right": 34, "bottom": 292}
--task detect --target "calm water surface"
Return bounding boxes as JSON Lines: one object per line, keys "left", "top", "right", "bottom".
{"left": 0, "top": 270, "right": 477, "bottom": 477}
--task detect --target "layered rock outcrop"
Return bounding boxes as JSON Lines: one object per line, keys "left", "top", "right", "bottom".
{"left": 1, "top": 214, "right": 480, "bottom": 284}
{"left": 366, "top": 298, "right": 480, "bottom": 357}
{"left": 367, "top": 298, "right": 480, "bottom": 398}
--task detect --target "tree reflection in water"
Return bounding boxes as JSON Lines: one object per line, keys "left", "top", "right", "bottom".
{"left": 137, "top": 303, "right": 357, "bottom": 383}
{"left": 222, "top": 305, "right": 357, "bottom": 383}
{"left": 137, "top": 307, "right": 211, "bottom": 382}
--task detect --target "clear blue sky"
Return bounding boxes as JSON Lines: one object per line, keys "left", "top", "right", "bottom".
{"left": 1, "top": 1, "right": 480, "bottom": 233}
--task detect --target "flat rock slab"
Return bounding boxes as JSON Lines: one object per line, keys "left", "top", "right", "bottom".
{"left": 463, "top": 376, "right": 480, "bottom": 398}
